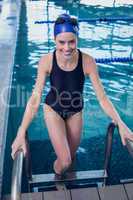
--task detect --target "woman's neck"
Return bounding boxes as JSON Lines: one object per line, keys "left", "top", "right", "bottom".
{"left": 56, "top": 49, "right": 78, "bottom": 68}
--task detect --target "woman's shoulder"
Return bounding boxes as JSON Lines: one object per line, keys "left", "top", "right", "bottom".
{"left": 39, "top": 52, "right": 53, "bottom": 63}
{"left": 38, "top": 51, "right": 54, "bottom": 74}
{"left": 80, "top": 50, "right": 95, "bottom": 63}
{"left": 80, "top": 50, "right": 97, "bottom": 75}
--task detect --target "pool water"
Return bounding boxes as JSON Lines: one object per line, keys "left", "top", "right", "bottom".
{"left": 3, "top": 0, "right": 133, "bottom": 194}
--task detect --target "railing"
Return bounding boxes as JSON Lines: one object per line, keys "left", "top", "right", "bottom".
{"left": 103, "top": 122, "right": 133, "bottom": 185}
{"left": 126, "top": 139, "right": 133, "bottom": 159}
{"left": 103, "top": 122, "right": 116, "bottom": 185}
{"left": 11, "top": 133, "right": 32, "bottom": 200}
{"left": 11, "top": 150, "right": 24, "bottom": 200}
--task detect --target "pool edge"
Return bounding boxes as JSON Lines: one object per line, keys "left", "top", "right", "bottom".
{"left": 0, "top": 0, "right": 22, "bottom": 198}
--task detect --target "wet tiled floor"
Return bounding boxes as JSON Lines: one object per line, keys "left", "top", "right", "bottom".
{"left": 3, "top": 183, "right": 133, "bottom": 200}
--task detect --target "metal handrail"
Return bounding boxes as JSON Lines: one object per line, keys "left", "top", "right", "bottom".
{"left": 104, "top": 122, "right": 117, "bottom": 172}
{"left": 125, "top": 138, "right": 133, "bottom": 158}
{"left": 11, "top": 149, "right": 24, "bottom": 200}
{"left": 103, "top": 122, "right": 133, "bottom": 185}
{"left": 11, "top": 134, "right": 32, "bottom": 200}
{"left": 103, "top": 122, "right": 117, "bottom": 185}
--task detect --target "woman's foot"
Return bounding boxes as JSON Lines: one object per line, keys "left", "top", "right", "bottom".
{"left": 53, "top": 159, "right": 69, "bottom": 175}
{"left": 67, "top": 157, "right": 76, "bottom": 172}
{"left": 54, "top": 159, "right": 62, "bottom": 175}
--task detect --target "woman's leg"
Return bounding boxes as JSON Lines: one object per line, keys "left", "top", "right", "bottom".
{"left": 66, "top": 111, "right": 83, "bottom": 160}
{"left": 43, "top": 104, "right": 72, "bottom": 174}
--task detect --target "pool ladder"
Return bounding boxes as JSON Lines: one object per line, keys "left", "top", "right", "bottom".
{"left": 10, "top": 122, "right": 133, "bottom": 200}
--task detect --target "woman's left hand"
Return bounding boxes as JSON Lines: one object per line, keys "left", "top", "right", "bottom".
{"left": 118, "top": 121, "right": 133, "bottom": 146}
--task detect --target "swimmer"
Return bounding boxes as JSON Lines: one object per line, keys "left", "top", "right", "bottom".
{"left": 11, "top": 13, "right": 133, "bottom": 175}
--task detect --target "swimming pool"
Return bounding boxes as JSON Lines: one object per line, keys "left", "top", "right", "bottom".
{"left": 3, "top": 0, "right": 133, "bottom": 194}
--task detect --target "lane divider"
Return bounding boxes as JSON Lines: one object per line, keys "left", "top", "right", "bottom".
{"left": 95, "top": 57, "right": 133, "bottom": 63}
{"left": 35, "top": 16, "right": 133, "bottom": 24}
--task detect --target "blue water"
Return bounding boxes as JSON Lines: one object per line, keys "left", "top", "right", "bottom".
{"left": 2, "top": 0, "right": 133, "bottom": 194}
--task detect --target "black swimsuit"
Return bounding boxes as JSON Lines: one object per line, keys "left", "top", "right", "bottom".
{"left": 45, "top": 49, "right": 85, "bottom": 120}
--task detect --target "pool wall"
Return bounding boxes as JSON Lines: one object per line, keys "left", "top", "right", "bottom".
{"left": 0, "top": 0, "right": 21, "bottom": 198}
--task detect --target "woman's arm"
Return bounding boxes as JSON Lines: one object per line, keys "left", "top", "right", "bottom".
{"left": 19, "top": 55, "right": 48, "bottom": 132}
{"left": 85, "top": 55, "right": 133, "bottom": 145}
{"left": 11, "top": 55, "right": 49, "bottom": 158}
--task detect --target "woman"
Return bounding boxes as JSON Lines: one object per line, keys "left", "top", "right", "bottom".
{"left": 11, "top": 14, "right": 133, "bottom": 175}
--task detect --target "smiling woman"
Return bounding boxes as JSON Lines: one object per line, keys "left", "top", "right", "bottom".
{"left": 11, "top": 13, "right": 133, "bottom": 176}
{"left": 55, "top": 33, "right": 78, "bottom": 61}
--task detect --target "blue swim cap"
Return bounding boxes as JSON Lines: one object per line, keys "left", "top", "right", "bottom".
{"left": 54, "top": 14, "right": 79, "bottom": 37}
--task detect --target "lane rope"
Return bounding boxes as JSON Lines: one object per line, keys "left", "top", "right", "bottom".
{"left": 35, "top": 16, "right": 133, "bottom": 24}
{"left": 95, "top": 57, "right": 133, "bottom": 63}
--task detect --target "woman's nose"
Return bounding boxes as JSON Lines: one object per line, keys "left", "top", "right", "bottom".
{"left": 64, "top": 43, "right": 70, "bottom": 50}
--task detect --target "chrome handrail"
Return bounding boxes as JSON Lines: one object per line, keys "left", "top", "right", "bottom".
{"left": 103, "top": 122, "right": 133, "bottom": 185}
{"left": 104, "top": 122, "right": 116, "bottom": 172}
{"left": 125, "top": 139, "right": 133, "bottom": 158}
{"left": 11, "top": 149, "right": 24, "bottom": 200}
{"left": 103, "top": 122, "right": 116, "bottom": 185}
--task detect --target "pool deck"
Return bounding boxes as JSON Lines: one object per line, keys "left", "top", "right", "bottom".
{"left": 3, "top": 183, "right": 133, "bottom": 200}
{"left": 0, "top": 0, "right": 21, "bottom": 198}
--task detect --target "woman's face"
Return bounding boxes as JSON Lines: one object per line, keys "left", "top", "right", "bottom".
{"left": 55, "top": 32, "right": 77, "bottom": 60}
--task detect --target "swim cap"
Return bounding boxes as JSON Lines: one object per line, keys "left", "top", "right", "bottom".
{"left": 54, "top": 14, "right": 79, "bottom": 37}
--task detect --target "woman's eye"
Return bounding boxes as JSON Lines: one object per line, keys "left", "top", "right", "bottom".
{"left": 69, "top": 40, "right": 75, "bottom": 44}
{"left": 59, "top": 41, "right": 65, "bottom": 44}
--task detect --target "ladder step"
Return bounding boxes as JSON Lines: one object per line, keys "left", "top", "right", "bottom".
{"left": 30, "top": 169, "right": 107, "bottom": 184}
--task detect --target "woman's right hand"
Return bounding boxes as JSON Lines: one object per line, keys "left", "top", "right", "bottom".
{"left": 11, "top": 127, "right": 27, "bottom": 160}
